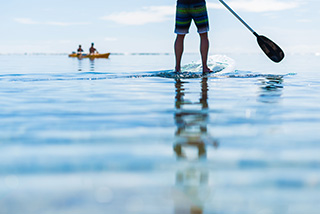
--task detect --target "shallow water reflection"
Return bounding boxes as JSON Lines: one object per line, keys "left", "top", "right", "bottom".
{"left": 76, "top": 57, "right": 96, "bottom": 72}
{"left": 90, "top": 59, "right": 95, "bottom": 71}
{"left": 173, "top": 78, "right": 218, "bottom": 214}
{"left": 258, "top": 76, "right": 284, "bottom": 103}
{"left": 0, "top": 54, "right": 320, "bottom": 214}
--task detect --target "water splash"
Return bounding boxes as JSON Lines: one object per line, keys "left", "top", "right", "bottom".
{"left": 153, "top": 55, "right": 295, "bottom": 79}
{"left": 156, "top": 55, "right": 235, "bottom": 79}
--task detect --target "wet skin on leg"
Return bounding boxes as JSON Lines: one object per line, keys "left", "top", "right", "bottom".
{"left": 200, "top": 32, "right": 212, "bottom": 73}
{"left": 175, "top": 33, "right": 212, "bottom": 73}
{"left": 174, "top": 34, "right": 186, "bottom": 72}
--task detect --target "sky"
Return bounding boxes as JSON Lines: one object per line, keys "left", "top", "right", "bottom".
{"left": 0, "top": 0, "right": 319, "bottom": 54}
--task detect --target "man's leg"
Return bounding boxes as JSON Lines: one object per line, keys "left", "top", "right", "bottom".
{"left": 175, "top": 34, "right": 186, "bottom": 72}
{"left": 199, "top": 32, "right": 211, "bottom": 73}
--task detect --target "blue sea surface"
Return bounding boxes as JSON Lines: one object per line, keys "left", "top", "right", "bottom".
{"left": 0, "top": 53, "right": 319, "bottom": 214}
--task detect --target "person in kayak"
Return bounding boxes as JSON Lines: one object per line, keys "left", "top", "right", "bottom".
{"left": 89, "top": 43, "right": 99, "bottom": 54}
{"left": 174, "top": 0, "right": 212, "bottom": 73}
{"left": 77, "top": 45, "right": 83, "bottom": 54}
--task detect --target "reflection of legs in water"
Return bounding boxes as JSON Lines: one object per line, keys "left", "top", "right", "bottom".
{"left": 174, "top": 77, "right": 218, "bottom": 157}
{"left": 200, "top": 77, "right": 208, "bottom": 110}
{"left": 174, "top": 166, "right": 209, "bottom": 214}
{"left": 174, "top": 143, "right": 206, "bottom": 158}
{"left": 172, "top": 78, "right": 219, "bottom": 214}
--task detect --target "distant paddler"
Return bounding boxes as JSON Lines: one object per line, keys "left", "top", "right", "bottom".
{"left": 89, "top": 43, "right": 99, "bottom": 55}
{"left": 68, "top": 43, "right": 110, "bottom": 59}
{"left": 77, "top": 45, "right": 84, "bottom": 54}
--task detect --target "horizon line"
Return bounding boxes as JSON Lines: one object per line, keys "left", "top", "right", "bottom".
{"left": 0, "top": 52, "right": 319, "bottom": 56}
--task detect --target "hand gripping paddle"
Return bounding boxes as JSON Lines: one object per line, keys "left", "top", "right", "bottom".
{"left": 219, "top": 0, "right": 285, "bottom": 63}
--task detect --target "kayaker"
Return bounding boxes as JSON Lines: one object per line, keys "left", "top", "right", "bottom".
{"left": 174, "top": 0, "right": 212, "bottom": 73}
{"left": 89, "top": 43, "right": 99, "bottom": 54}
{"left": 77, "top": 45, "right": 83, "bottom": 54}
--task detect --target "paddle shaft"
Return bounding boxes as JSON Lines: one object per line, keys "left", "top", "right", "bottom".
{"left": 218, "top": 0, "right": 258, "bottom": 37}
{"left": 218, "top": 0, "right": 285, "bottom": 63}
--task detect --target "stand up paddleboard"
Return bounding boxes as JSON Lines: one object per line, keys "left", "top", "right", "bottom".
{"left": 157, "top": 55, "right": 235, "bottom": 79}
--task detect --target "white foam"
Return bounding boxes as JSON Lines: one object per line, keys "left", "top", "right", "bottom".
{"left": 156, "top": 55, "right": 236, "bottom": 79}
{"left": 182, "top": 55, "right": 236, "bottom": 74}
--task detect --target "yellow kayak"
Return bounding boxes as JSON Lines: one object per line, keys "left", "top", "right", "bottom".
{"left": 68, "top": 53, "right": 110, "bottom": 59}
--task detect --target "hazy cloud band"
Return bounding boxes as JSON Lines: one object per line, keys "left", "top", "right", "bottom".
{"left": 102, "top": 0, "right": 301, "bottom": 25}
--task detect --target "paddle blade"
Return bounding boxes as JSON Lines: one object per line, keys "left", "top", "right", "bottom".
{"left": 257, "top": 35, "right": 285, "bottom": 63}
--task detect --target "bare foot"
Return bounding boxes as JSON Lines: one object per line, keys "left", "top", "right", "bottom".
{"left": 203, "top": 67, "right": 213, "bottom": 74}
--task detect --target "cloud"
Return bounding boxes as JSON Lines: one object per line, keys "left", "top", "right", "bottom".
{"left": 104, "top": 37, "right": 118, "bottom": 41}
{"left": 101, "top": 5, "right": 175, "bottom": 25}
{"left": 46, "top": 21, "right": 90, "bottom": 26}
{"left": 102, "top": 1, "right": 301, "bottom": 26}
{"left": 14, "top": 18, "right": 90, "bottom": 26}
{"left": 297, "top": 19, "right": 312, "bottom": 23}
{"left": 208, "top": 0, "right": 301, "bottom": 12}
{"left": 14, "top": 18, "right": 39, "bottom": 25}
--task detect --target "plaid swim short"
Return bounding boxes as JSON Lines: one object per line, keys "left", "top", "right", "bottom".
{"left": 175, "top": 1, "right": 209, "bottom": 34}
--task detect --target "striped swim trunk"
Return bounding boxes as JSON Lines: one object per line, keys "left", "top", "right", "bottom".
{"left": 175, "top": 1, "right": 209, "bottom": 35}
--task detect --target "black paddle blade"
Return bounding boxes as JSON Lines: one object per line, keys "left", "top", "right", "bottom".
{"left": 257, "top": 35, "right": 285, "bottom": 63}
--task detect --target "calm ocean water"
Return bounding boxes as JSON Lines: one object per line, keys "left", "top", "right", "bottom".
{"left": 0, "top": 53, "right": 319, "bottom": 214}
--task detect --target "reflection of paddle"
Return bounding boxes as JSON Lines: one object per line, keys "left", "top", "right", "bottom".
{"left": 218, "top": 0, "right": 285, "bottom": 63}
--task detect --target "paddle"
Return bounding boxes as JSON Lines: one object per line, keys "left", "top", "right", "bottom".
{"left": 218, "top": 0, "right": 285, "bottom": 63}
